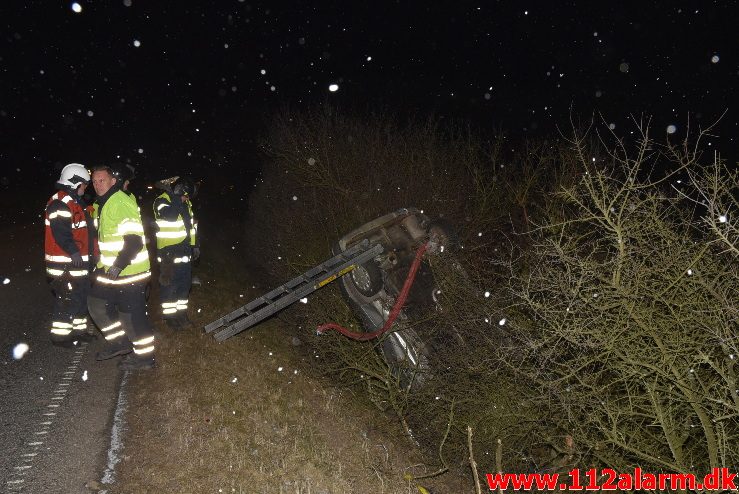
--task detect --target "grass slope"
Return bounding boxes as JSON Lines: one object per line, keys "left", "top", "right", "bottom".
{"left": 107, "top": 227, "right": 471, "bottom": 494}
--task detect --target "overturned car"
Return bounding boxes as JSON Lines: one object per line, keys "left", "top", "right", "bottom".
{"left": 205, "top": 207, "right": 458, "bottom": 388}
{"left": 332, "top": 207, "right": 457, "bottom": 387}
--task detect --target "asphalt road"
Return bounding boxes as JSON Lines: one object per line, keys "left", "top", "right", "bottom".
{"left": 0, "top": 220, "right": 122, "bottom": 493}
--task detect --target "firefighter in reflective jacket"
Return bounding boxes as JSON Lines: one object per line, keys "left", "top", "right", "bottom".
{"left": 45, "top": 163, "right": 98, "bottom": 347}
{"left": 87, "top": 165, "right": 156, "bottom": 370}
{"left": 153, "top": 176, "right": 199, "bottom": 329}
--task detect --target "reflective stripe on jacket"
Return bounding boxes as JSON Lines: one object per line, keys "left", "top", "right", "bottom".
{"left": 154, "top": 192, "right": 197, "bottom": 250}
{"left": 95, "top": 189, "right": 150, "bottom": 278}
{"left": 44, "top": 190, "right": 97, "bottom": 278}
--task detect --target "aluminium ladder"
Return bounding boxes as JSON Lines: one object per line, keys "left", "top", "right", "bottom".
{"left": 204, "top": 239, "right": 384, "bottom": 342}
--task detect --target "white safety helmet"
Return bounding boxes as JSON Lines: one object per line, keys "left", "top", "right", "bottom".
{"left": 58, "top": 163, "right": 90, "bottom": 187}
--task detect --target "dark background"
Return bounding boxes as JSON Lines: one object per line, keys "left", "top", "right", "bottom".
{"left": 1, "top": 0, "right": 736, "bottom": 192}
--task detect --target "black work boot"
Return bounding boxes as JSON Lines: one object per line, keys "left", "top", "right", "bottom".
{"left": 96, "top": 339, "right": 133, "bottom": 361}
{"left": 51, "top": 332, "right": 95, "bottom": 348}
{"left": 117, "top": 354, "right": 156, "bottom": 370}
{"left": 52, "top": 339, "right": 80, "bottom": 349}
{"left": 164, "top": 317, "right": 182, "bottom": 330}
{"left": 72, "top": 331, "right": 97, "bottom": 342}
{"left": 176, "top": 312, "right": 193, "bottom": 328}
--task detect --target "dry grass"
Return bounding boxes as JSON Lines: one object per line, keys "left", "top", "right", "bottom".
{"left": 107, "top": 224, "right": 471, "bottom": 494}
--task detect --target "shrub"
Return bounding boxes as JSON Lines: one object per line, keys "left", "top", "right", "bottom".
{"left": 501, "top": 119, "right": 738, "bottom": 474}
{"left": 242, "top": 106, "right": 737, "bottom": 481}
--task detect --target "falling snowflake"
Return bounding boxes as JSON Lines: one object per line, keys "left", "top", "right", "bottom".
{"left": 328, "top": 84, "right": 339, "bottom": 92}
{"left": 711, "top": 55, "right": 719, "bottom": 63}
{"left": 292, "top": 195, "right": 298, "bottom": 201}
{"left": 231, "top": 377, "right": 238, "bottom": 383}
{"left": 687, "top": 269, "right": 693, "bottom": 276}
{"left": 133, "top": 40, "right": 141, "bottom": 47}
{"left": 609, "top": 123, "right": 616, "bottom": 130}
{"left": 498, "top": 318, "right": 507, "bottom": 326}
{"left": 12, "top": 343, "right": 29, "bottom": 360}
{"left": 299, "top": 298, "right": 308, "bottom": 304}
{"left": 667, "top": 125, "right": 677, "bottom": 134}
{"left": 619, "top": 62, "right": 630, "bottom": 73}
{"left": 82, "top": 370, "right": 88, "bottom": 381}
{"left": 484, "top": 291, "right": 490, "bottom": 298}
{"left": 86, "top": 110, "right": 94, "bottom": 117}
{"left": 71, "top": 2, "right": 82, "bottom": 13}
{"left": 719, "top": 215, "right": 728, "bottom": 223}
{"left": 277, "top": 367, "right": 283, "bottom": 372}
{"left": 3, "top": 278, "right": 9, "bottom": 285}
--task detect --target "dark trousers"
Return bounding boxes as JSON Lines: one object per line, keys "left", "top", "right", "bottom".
{"left": 49, "top": 275, "right": 90, "bottom": 341}
{"left": 88, "top": 278, "right": 154, "bottom": 356}
{"left": 158, "top": 246, "right": 192, "bottom": 319}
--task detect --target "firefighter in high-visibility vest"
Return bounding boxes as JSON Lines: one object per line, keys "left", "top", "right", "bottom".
{"left": 44, "top": 163, "right": 98, "bottom": 347}
{"left": 87, "top": 165, "right": 156, "bottom": 370}
{"left": 153, "top": 176, "right": 199, "bottom": 329}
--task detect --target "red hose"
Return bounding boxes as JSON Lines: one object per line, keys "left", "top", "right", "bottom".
{"left": 317, "top": 242, "right": 429, "bottom": 341}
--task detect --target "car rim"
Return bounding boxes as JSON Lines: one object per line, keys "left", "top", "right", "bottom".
{"left": 351, "top": 265, "right": 372, "bottom": 292}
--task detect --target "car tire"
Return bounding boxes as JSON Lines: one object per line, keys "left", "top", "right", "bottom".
{"left": 332, "top": 241, "right": 383, "bottom": 329}
{"left": 332, "top": 240, "right": 429, "bottom": 390}
{"left": 348, "top": 260, "right": 383, "bottom": 297}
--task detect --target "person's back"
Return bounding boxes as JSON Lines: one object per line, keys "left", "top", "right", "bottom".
{"left": 153, "top": 176, "right": 199, "bottom": 329}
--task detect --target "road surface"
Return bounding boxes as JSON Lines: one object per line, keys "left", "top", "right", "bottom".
{"left": 1, "top": 219, "right": 122, "bottom": 493}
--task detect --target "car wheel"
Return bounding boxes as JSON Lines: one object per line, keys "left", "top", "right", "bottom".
{"left": 349, "top": 260, "right": 383, "bottom": 297}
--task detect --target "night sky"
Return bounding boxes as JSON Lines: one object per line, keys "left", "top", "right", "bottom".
{"left": 1, "top": 1, "right": 737, "bottom": 189}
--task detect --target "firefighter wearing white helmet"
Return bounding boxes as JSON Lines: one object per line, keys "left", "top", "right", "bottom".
{"left": 44, "top": 163, "right": 98, "bottom": 348}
